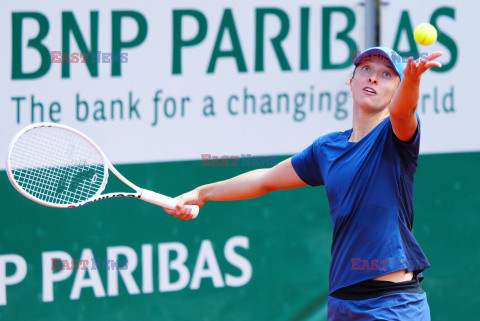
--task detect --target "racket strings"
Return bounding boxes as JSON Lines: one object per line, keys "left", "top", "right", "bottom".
{"left": 9, "top": 126, "right": 107, "bottom": 205}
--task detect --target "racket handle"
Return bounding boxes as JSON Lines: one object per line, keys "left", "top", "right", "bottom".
{"left": 140, "top": 189, "right": 199, "bottom": 218}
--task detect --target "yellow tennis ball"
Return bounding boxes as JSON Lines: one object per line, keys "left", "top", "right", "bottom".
{"left": 414, "top": 23, "right": 437, "bottom": 46}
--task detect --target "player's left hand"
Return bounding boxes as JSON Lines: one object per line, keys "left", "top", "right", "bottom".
{"left": 403, "top": 51, "right": 443, "bottom": 80}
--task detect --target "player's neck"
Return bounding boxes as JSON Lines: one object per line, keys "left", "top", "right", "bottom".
{"left": 349, "top": 106, "right": 389, "bottom": 143}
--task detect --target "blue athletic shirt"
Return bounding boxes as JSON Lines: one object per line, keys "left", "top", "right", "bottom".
{"left": 291, "top": 114, "right": 430, "bottom": 294}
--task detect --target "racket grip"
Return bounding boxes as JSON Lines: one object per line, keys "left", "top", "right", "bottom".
{"left": 140, "top": 189, "right": 199, "bottom": 219}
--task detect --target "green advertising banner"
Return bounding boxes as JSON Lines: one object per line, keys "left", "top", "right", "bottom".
{"left": 0, "top": 158, "right": 331, "bottom": 320}
{"left": 1, "top": 152, "right": 480, "bottom": 320}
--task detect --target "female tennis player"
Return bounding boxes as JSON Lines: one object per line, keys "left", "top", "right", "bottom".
{"left": 165, "top": 47, "right": 442, "bottom": 320}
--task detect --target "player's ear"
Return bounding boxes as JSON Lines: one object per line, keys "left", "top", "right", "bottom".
{"left": 350, "top": 69, "right": 355, "bottom": 84}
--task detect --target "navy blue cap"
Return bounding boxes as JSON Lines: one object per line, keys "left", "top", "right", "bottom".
{"left": 353, "top": 47, "right": 405, "bottom": 80}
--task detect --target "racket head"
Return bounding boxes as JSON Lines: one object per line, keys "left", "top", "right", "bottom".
{"left": 6, "top": 123, "right": 109, "bottom": 208}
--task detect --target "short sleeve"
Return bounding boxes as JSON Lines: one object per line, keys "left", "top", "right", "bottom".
{"left": 291, "top": 140, "right": 324, "bottom": 186}
{"left": 392, "top": 113, "right": 421, "bottom": 158}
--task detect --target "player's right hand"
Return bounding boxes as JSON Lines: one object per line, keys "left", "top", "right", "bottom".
{"left": 164, "top": 188, "right": 205, "bottom": 220}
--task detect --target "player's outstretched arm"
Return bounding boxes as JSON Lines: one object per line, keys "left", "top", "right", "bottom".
{"left": 389, "top": 52, "right": 442, "bottom": 141}
{"left": 164, "top": 158, "right": 307, "bottom": 220}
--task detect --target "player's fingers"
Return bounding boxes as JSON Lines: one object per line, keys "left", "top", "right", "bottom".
{"left": 179, "top": 209, "right": 194, "bottom": 220}
{"left": 404, "top": 57, "right": 413, "bottom": 75}
{"left": 181, "top": 205, "right": 194, "bottom": 219}
{"left": 416, "top": 60, "right": 441, "bottom": 75}
{"left": 405, "top": 56, "right": 413, "bottom": 67}
{"left": 413, "top": 56, "right": 421, "bottom": 69}
{"left": 407, "top": 57, "right": 414, "bottom": 69}
{"left": 172, "top": 210, "right": 182, "bottom": 218}
{"left": 177, "top": 212, "right": 185, "bottom": 220}
{"left": 174, "top": 197, "right": 186, "bottom": 211}
{"left": 427, "top": 51, "right": 443, "bottom": 61}
{"left": 186, "top": 207, "right": 195, "bottom": 220}
{"left": 185, "top": 211, "right": 196, "bottom": 220}
{"left": 426, "top": 61, "right": 442, "bottom": 69}
{"left": 414, "top": 55, "right": 424, "bottom": 64}
{"left": 165, "top": 205, "right": 195, "bottom": 220}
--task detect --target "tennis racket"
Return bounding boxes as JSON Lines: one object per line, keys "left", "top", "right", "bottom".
{"left": 5, "top": 122, "right": 199, "bottom": 218}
